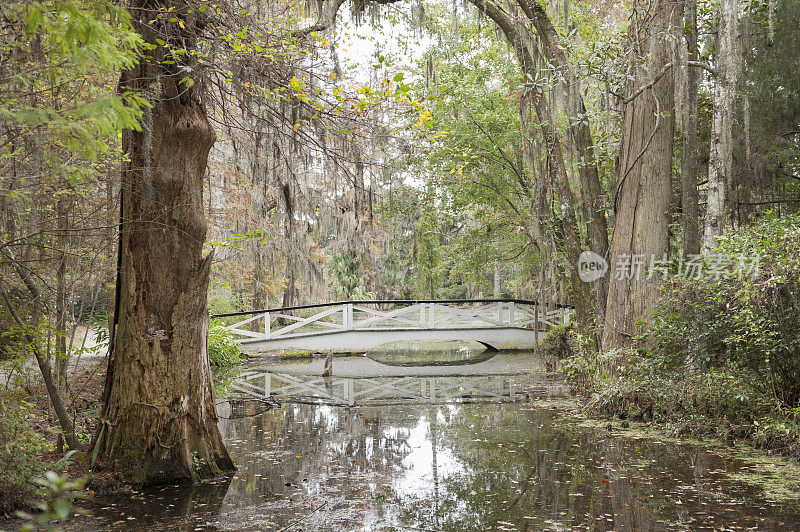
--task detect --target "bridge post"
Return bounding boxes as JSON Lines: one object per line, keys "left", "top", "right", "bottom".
{"left": 344, "top": 378, "right": 354, "bottom": 405}
{"left": 344, "top": 303, "right": 354, "bottom": 329}
{"left": 428, "top": 303, "right": 435, "bottom": 328}
{"left": 509, "top": 301, "right": 516, "bottom": 326}
{"left": 263, "top": 311, "right": 270, "bottom": 338}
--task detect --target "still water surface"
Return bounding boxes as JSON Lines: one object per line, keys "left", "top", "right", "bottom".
{"left": 71, "top": 353, "right": 800, "bottom": 531}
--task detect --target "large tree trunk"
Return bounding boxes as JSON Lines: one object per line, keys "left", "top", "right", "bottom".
{"left": 681, "top": 0, "right": 701, "bottom": 256}
{"left": 702, "top": 0, "right": 739, "bottom": 253}
{"left": 603, "top": 0, "right": 679, "bottom": 350}
{"left": 97, "top": 0, "right": 234, "bottom": 485}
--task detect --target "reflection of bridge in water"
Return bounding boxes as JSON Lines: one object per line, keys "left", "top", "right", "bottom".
{"left": 214, "top": 299, "right": 573, "bottom": 353}
{"left": 229, "top": 371, "right": 549, "bottom": 406}
{"left": 227, "top": 353, "right": 559, "bottom": 406}
{"left": 231, "top": 372, "right": 546, "bottom": 406}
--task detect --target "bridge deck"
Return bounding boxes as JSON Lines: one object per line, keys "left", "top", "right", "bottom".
{"left": 215, "top": 299, "right": 572, "bottom": 353}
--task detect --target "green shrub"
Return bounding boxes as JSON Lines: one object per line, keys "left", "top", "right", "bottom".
{"left": 645, "top": 212, "right": 800, "bottom": 409}
{"left": 207, "top": 320, "right": 242, "bottom": 366}
{"left": 0, "top": 395, "right": 50, "bottom": 513}
{"left": 540, "top": 322, "right": 574, "bottom": 359}
{"left": 208, "top": 286, "right": 250, "bottom": 316}
{"left": 0, "top": 316, "right": 25, "bottom": 362}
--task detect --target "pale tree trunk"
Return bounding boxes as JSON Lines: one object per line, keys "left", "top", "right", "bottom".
{"left": 493, "top": 261, "right": 501, "bottom": 298}
{"left": 681, "top": 0, "right": 701, "bottom": 256}
{"left": 603, "top": 0, "right": 679, "bottom": 350}
{"left": 702, "top": 0, "right": 739, "bottom": 253}
{"left": 97, "top": 0, "right": 234, "bottom": 484}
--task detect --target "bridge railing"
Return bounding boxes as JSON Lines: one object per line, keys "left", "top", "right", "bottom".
{"left": 213, "top": 299, "right": 572, "bottom": 345}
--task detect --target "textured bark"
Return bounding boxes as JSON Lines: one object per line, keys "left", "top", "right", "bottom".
{"left": 681, "top": 0, "right": 701, "bottom": 256}
{"left": 603, "top": 0, "right": 679, "bottom": 350}
{"left": 702, "top": 0, "right": 739, "bottom": 253}
{"left": 97, "top": 0, "right": 234, "bottom": 485}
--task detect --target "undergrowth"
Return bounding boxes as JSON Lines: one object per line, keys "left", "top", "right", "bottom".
{"left": 208, "top": 320, "right": 242, "bottom": 367}
{"left": 559, "top": 212, "right": 800, "bottom": 458}
{"left": 0, "top": 388, "right": 51, "bottom": 513}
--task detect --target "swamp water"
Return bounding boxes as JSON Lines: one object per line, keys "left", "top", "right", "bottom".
{"left": 68, "top": 353, "right": 800, "bottom": 531}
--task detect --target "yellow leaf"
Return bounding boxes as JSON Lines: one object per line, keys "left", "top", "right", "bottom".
{"left": 293, "top": 123, "right": 300, "bottom": 131}
{"left": 178, "top": 19, "right": 185, "bottom": 29}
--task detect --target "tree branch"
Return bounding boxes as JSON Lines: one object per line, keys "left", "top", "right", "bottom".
{"left": 623, "top": 62, "right": 673, "bottom": 104}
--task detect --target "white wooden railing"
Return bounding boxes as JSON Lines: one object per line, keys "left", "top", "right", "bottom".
{"left": 213, "top": 299, "right": 572, "bottom": 345}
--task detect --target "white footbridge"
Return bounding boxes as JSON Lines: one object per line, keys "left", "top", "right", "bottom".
{"left": 214, "top": 299, "right": 572, "bottom": 353}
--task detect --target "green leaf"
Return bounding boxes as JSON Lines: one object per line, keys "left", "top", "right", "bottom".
{"left": 53, "top": 499, "right": 71, "bottom": 520}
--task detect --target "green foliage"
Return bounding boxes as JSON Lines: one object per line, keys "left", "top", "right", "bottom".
{"left": 0, "top": 0, "right": 146, "bottom": 169}
{"left": 561, "top": 346, "right": 633, "bottom": 397}
{"left": 645, "top": 212, "right": 800, "bottom": 409}
{"left": 540, "top": 322, "right": 573, "bottom": 358}
{"left": 737, "top": 0, "right": 800, "bottom": 196}
{"left": 208, "top": 286, "right": 250, "bottom": 316}
{"left": 0, "top": 320, "right": 25, "bottom": 362}
{"left": 561, "top": 213, "right": 800, "bottom": 456}
{"left": 207, "top": 320, "right": 242, "bottom": 367}
{"left": 414, "top": 203, "right": 441, "bottom": 298}
{"left": 16, "top": 471, "right": 87, "bottom": 532}
{"left": 405, "top": 12, "right": 544, "bottom": 299}
{"left": 328, "top": 249, "right": 359, "bottom": 298}
{"left": 0, "top": 394, "right": 51, "bottom": 512}
{"left": 328, "top": 249, "right": 375, "bottom": 300}
{"left": 190, "top": 451, "right": 206, "bottom": 473}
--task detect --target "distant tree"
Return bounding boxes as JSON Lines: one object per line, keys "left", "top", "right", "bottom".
{"left": 0, "top": 0, "right": 145, "bottom": 451}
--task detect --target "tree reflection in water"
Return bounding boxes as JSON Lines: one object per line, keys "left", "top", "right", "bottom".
{"left": 75, "top": 356, "right": 800, "bottom": 531}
